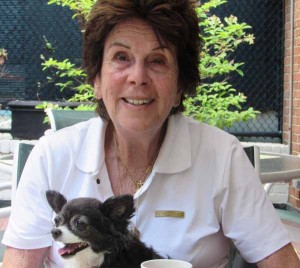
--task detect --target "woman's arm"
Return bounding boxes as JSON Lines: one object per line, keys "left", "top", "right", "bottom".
{"left": 2, "top": 246, "right": 49, "bottom": 268}
{"left": 257, "top": 243, "right": 300, "bottom": 268}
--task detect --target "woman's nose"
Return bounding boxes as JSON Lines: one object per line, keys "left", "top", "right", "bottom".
{"left": 128, "top": 62, "right": 149, "bottom": 86}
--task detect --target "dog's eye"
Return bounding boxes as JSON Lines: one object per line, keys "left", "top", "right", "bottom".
{"left": 75, "top": 219, "right": 87, "bottom": 230}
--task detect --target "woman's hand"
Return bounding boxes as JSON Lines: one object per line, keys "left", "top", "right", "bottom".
{"left": 3, "top": 246, "right": 49, "bottom": 268}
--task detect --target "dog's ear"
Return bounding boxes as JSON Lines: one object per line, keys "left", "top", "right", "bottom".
{"left": 100, "top": 195, "right": 135, "bottom": 221}
{"left": 46, "top": 190, "right": 67, "bottom": 213}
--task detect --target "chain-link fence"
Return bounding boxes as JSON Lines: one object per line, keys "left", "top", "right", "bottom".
{"left": 215, "top": 0, "right": 284, "bottom": 143}
{"left": 0, "top": 0, "right": 82, "bottom": 103}
{"left": 0, "top": 0, "right": 285, "bottom": 142}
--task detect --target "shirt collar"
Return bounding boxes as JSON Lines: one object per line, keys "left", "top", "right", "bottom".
{"left": 75, "top": 114, "right": 191, "bottom": 174}
{"left": 154, "top": 114, "right": 191, "bottom": 174}
{"left": 75, "top": 117, "right": 107, "bottom": 174}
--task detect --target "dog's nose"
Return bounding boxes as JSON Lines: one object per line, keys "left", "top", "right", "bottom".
{"left": 51, "top": 228, "right": 62, "bottom": 239}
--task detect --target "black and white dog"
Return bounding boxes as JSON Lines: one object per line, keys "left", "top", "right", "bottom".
{"left": 46, "top": 190, "right": 162, "bottom": 268}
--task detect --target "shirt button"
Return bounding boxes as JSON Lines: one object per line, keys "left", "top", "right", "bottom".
{"left": 96, "top": 178, "right": 101, "bottom": 184}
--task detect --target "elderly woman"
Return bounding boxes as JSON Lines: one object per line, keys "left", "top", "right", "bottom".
{"left": 2, "top": 0, "right": 300, "bottom": 267}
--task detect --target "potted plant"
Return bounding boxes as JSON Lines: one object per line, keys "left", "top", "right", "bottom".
{"left": 7, "top": 100, "right": 86, "bottom": 140}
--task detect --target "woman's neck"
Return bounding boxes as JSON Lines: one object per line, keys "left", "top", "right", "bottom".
{"left": 104, "top": 120, "right": 167, "bottom": 195}
{"left": 107, "top": 120, "right": 167, "bottom": 168}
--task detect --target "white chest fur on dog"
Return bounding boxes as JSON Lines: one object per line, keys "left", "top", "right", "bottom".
{"left": 62, "top": 247, "right": 105, "bottom": 268}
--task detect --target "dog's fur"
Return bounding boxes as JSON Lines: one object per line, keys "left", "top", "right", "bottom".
{"left": 46, "top": 191, "right": 162, "bottom": 268}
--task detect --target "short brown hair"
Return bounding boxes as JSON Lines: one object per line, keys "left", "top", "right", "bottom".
{"left": 83, "top": 0, "right": 201, "bottom": 118}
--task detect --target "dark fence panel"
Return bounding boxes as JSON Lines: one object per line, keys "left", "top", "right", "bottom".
{"left": 0, "top": 0, "right": 82, "bottom": 104}
{"left": 213, "top": 0, "right": 284, "bottom": 142}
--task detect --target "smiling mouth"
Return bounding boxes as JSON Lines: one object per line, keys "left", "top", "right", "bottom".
{"left": 58, "top": 242, "right": 89, "bottom": 258}
{"left": 123, "top": 98, "right": 153, "bottom": 106}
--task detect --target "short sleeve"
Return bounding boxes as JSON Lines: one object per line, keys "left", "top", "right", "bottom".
{"left": 219, "top": 139, "right": 291, "bottom": 263}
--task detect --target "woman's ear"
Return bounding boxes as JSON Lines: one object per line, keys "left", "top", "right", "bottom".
{"left": 94, "top": 75, "right": 102, "bottom": 99}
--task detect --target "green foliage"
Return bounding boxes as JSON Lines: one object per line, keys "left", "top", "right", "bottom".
{"left": 48, "top": 0, "right": 96, "bottom": 22}
{"left": 43, "top": 36, "right": 56, "bottom": 53}
{"left": 184, "top": 82, "right": 257, "bottom": 128}
{"left": 0, "top": 48, "right": 8, "bottom": 78}
{"left": 40, "top": 55, "right": 94, "bottom": 101}
{"left": 0, "top": 48, "right": 8, "bottom": 60}
{"left": 39, "top": 53, "right": 95, "bottom": 109}
{"left": 184, "top": 0, "right": 259, "bottom": 128}
{"left": 40, "top": 0, "right": 259, "bottom": 128}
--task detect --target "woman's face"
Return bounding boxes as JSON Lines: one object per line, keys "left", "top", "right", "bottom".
{"left": 94, "top": 18, "right": 181, "bottom": 135}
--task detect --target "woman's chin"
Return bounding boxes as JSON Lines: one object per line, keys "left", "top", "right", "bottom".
{"left": 116, "top": 119, "right": 164, "bottom": 136}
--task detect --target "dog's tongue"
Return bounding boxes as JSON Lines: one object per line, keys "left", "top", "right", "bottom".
{"left": 58, "top": 243, "right": 80, "bottom": 256}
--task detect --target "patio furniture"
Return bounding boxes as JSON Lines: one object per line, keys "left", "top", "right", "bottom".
{"left": 260, "top": 152, "right": 300, "bottom": 184}
{"left": 46, "top": 108, "right": 96, "bottom": 131}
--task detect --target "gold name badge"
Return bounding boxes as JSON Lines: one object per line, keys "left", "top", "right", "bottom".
{"left": 155, "top": 210, "right": 185, "bottom": 218}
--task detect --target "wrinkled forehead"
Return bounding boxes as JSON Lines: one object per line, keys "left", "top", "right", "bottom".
{"left": 112, "top": 19, "right": 158, "bottom": 41}
{"left": 105, "top": 17, "right": 176, "bottom": 53}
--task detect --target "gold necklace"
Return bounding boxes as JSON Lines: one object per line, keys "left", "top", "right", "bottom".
{"left": 115, "top": 141, "right": 142, "bottom": 239}
{"left": 114, "top": 130, "right": 163, "bottom": 191}
{"left": 113, "top": 124, "right": 166, "bottom": 239}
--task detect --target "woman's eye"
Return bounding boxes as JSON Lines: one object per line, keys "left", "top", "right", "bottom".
{"left": 114, "top": 52, "right": 128, "bottom": 62}
{"left": 148, "top": 55, "right": 170, "bottom": 72}
{"left": 152, "top": 58, "right": 165, "bottom": 65}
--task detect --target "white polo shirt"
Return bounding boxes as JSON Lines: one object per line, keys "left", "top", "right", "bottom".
{"left": 2, "top": 114, "right": 291, "bottom": 268}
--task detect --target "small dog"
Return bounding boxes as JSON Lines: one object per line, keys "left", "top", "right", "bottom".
{"left": 46, "top": 190, "right": 162, "bottom": 268}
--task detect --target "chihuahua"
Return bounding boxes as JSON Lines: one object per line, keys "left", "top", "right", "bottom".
{"left": 46, "top": 190, "right": 162, "bottom": 268}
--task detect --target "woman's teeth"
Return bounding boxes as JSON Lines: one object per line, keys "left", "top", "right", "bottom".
{"left": 125, "top": 99, "right": 152, "bottom": 105}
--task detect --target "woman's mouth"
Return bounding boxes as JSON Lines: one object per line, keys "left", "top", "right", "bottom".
{"left": 123, "top": 98, "right": 153, "bottom": 106}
